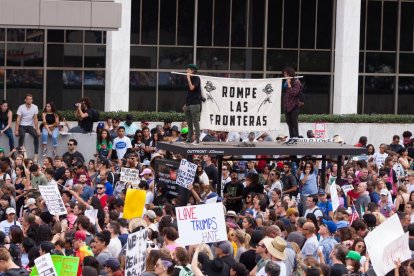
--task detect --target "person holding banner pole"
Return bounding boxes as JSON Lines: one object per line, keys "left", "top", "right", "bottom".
{"left": 184, "top": 64, "right": 202, "bottom": 144}
{"left": 282, "top": 67, "right": 302, "bottom": 138}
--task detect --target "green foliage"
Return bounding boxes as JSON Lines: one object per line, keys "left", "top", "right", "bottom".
{"left": 50, "top": 111, "right": 414, "bottom": 123}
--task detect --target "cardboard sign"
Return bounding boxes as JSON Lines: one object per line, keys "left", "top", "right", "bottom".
{"left": 341, "top": 184, "right": 354, "bottom": 194}
{"left": 125, "top": 228, "right": 148, "bottom": 276}
{"left": 35, "top": 253, "right": 58, "bottom": 276}
{"left": 123, "top": 189, "right": 146, "bottom": 219}
{"left": 85, "top": 209, "right": 98, "bottom": 225}
{"left": 365, "top": 214, "right": 411, "bottom": 276}
{"left": 176, "top": 203, "right": 227, "bottom": 246}
{"left": 176, "top": 159, "right": 197, "bottom": 189}
{"left": 38, "top": 185, "right": 67, "bottom": 216}
{"left": 121, "top": 168, "right": 140, "bottom": 183}
{"left": 329, "top": 184, "right": 339, "bottom": 212}
{"left": 31, "top": 255, "right": 79, "bottom": 276}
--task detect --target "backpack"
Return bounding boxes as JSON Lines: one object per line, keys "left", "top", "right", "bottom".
{"left": 90, "top": 108, "right": 100, "bottom": 122}
{"left": 176, "top": 265, "right": 194, "bottom": 276}
{"left": 298, "top": 84, "right": 305, "bottom": 107}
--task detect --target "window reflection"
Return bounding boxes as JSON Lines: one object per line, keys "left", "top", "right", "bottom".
{"left": 6, "top": 44, "right": 43, "bottom": 67}
{"left": 197, "top": 48, "right": 229, "bottom": 70}
{"left": 398, "top": 77, "right": 414, "bottom": 114}
{"left": 7, "top": 29, "right": 24, "bottom": 42}
{"left": 26, "top": 30, "right": 44, "bottom": 42}
{"left": 130, "top": 46, "right": 157, "bottom": 69}
{"left": 364, "top": 76, "right": 395, "bottom": 114}
{"left": 85, "top": 31, "right": 102, "bottom": 44}
{"left": 84, "top": 45, "right": 106, "bottom": 68}
{"left": 84, "top": 71, "right": 105, "bottom": 110}
{"left": 130, "top": 72, "right": 156, "bottom": 111}
{"left": 267, "top": 50, "right": 298, "bottom": 72}
{"left": 158, "top": 72, "right": 187, "bottom": 112}
{"left": 6, "top": 70, "right": 43, "bottom": 108}
{"left": 0, "top": 43, "right": 4, "bottom": 66}
{"left": 47, "top": 70, "right": 82, "bottom": 110}
{"left": 66, "top": 30, "right": 83, "bottom": 43}
{"left": 47, "top": 44, "right": 83, "bottom": 67}
{"left": 231, "top": 49, "right": 263, "bottom": 71}
{"left": 159, "top": 47, "right": 193, "bottom": 69}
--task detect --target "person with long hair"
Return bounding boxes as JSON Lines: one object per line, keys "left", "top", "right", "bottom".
{"left": 0, "top": 100, "right": 14, "bottom": 151}
{"left": 96, "top": 129, "right": 113, "bottom": 160}
{"left": 282, "top": 67, "right": 302, "bottom": 138}
{"left": 41, "top": 102, "right": 59, "bottom": 157}
{"left": 143, "top": 249, "right": 161, "bottom": 276}
{"left": 14, "top": 165, "right": 30, "bottom": 215}
{"left": 154, "top": 253, "right": 175, "bottom": 276}
{"left": 94, "top": 230, "right": 112, "bottom": 271}
{"left": 232, "top": 229, "right": 250, "bottom": 261}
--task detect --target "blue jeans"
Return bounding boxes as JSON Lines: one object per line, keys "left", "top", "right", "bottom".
{"left": 42, "top": 127, "right": 59, "bottom": 147}
{"left": 0, "top": 127, "right": 14, "bottom": 151}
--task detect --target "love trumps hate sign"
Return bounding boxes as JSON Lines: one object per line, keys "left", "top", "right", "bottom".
{"left": 175, "top": 203, "right": 227, "bottom": 246}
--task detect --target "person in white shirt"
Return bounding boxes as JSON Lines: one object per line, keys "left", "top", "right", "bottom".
{"left": 304, "top": 195, "right": 323, "bottom": 219}
{"left": 371, "top": 144, "right": 388, "bottom": 169}
{"left": 107, "top": 221, "right": 122, "bottom": 257}
{"left": 15, "top": 94, "right": 40, "bottom": 162}
{"left": 113, "top": 126, "right": 132, "bottom": 160}
{"left": 0, "top": 208, "right": 22, "bottom": 236}
{"left": 44, "top": 168, "right": 57, "bottom": 186}
{"left": 265, "top": 170, "right": 283, "bottom": 198}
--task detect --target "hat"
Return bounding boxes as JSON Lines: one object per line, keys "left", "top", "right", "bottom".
{"left": 318, "top": 189, "right": 326, "bottom": 195}
{"left": 276, "top": 134, "right": 288, "bottom": 141}
{"left": 263, "top": 237, "right": 287, "bottom": 260}
{"left": 336, "top": 221, "right": 348, "bottom": 230}
{"left": 142, "top": 159, "right": 151, "bottom": 166}
{"left": 171, "top": 125, "right": 180, "bottom": 133}
{"left": 128, "top": 217, "right": 148, "bottom": 232}
{"left": 380, "top": 189, "right": 389, "bottom": 196}
{"left": 140, "top": 168, "right": 152, "bottom": 176}
{"left": 244, "top": 208, "right": 254, "bottom": 216}
{"left": 286, "top": 208, "right": 299, "bottom": 217}
{"left": 6, "top": 207, "right": 15, "bottom": 215}
{"left": 126, "top": 114, "right": 133, "bottom": 121}
{"left": 105, "top": 258, "right": 120, "bottom": 271}
{"left": 187, "top": 64, "right": 199, "bottom": 71}
{"left": 24, "top": 198, "right": 36, "bottom": 208}
{"left": 322, "top": 219, "right": 337, "bottom": 234}
{"left": 346, "top": 250, "right": 361, "bottom": 262}
{"left": 0, "top": 148, "right": 4, "bottom": 153}
{"left": 74, "top": 231, "right": 86, "bottom": 241}
{"left": 97, "top": 122, "right": 104, "bottom": 129}
{"left": 250, "top": 230, "right": 264, "bottom": 248}
{"left": 215, "top": 241, "right": 232, "bottom": 255}
{"left": 226, "top": 211, "right": 237, "bottom": 217}
{"left": 145, "top": 210, "right": 156, "bottom": 220}
{"left": 181, "top": 127, "right": 188, "bottom": 135}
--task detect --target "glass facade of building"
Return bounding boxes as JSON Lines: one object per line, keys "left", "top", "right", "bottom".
{"left": 1, "top": 0, "right": 414, "bottom": 114}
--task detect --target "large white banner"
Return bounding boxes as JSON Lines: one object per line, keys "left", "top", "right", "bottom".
{"left": 125, "top": 228, "right": 148, "bottom": 276}
{"left": 199, "top": 76, "right": 282, "bottom": 132}
{"left": 176, "top": 203, "right": 227, "bottom": 246}
{"left": 38, "top": 185, "right": 67, "bottom": 216}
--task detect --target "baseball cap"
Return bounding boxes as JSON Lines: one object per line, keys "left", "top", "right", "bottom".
{"left": 24, "top": 198, "right": 36, "bottom": 208}
{"left": 244, "top": 208, "right": 254, "bottom": 216}
{"left": 346, "top": 250, "right": 361, "bottom": 262}
{"left": 105, "top": 258, "right": 120, "bottom": 271}
{"left": 140, "top": 168, "right": 152, "bottom": 176}
{"left": 187, "top": 64, "right": 199, "bottom": 70}
{"left": 6, "top": 208, "right": 15, "bottom": 215}
{"left": 322, "top": 219, "right": 337, "bottom": 234}
{"left": 145, "top": 210, "right": 156, "bottom": 220}
{"left": 226, "top": 211, "right": 237, "bottom": 217}
{"left": 0, "top": 148, "right": 4, "bottom": 153}
{"left": 318, "top": 189, "right": 326, "bottom": 195}
{"left": 380, "top": 189, "right": 389, "bottom": 196}
{"left": 336, "top": 221, "right": 348, "bottom": 230}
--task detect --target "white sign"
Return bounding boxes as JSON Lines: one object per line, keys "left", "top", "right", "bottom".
{"left": 365, "top": 214, "right": 411, "bottom": 276}
{"left": 206, "top": 196, "right": 218, "bottom": 204}
{"left": 199, "top": 76, "right": 282, "bottom": 132}
{"left": 85, "top": 209, "right": 98, "bottom": 225}
{"left": 176, "top": 203, "right": 227, "bottom": 246}
{"left": 125, "top": 228, "right": 148, "bottom": 276}
{"left": 341, "top": 185, "right": 354, "bottom": 194}
{"left": 314, "top": 122, "right": 326, "bottom": 138}
{"left": 121, "top": 168, "right": 140, "bottom": 183}
{"left": 176, "top": 159, "right": 197, "bottom": 189}
{"left": 329, "top": 184, "right": 339, "bottom": 212}
{"left": 35, "top": 253, "right": 57, "bottom": 276}
{"left": 38, "top": 185, "right": 67, "bottom": 216}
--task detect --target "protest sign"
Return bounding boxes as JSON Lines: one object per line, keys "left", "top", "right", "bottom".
{"left": 365, "top": 214, "right": 410, "bottom": 276}
{"left": 314, "top": 122, "right": 326, "bottom": 138}
{"left": 123, "top": 189, "right": 146, "bottom": 219}
{"left": 329, "top": 184, "right": 339, "bottom": 212}
{"left": 206, "top": 196, "right": 218, "bottom": 204}
{"left": 341, "top": 185, "right": 354, "bottom": 194}
{"left": 35, "top": 253, "right": 58, "bottom": 276}
{"left": 85, "top": 209, "right": 98, "bottom": 225}
{"left": 125, "top": 228, "right": 148, "bottom": 276}
{"left": 121, "top": 167, "right": 140, "bottom": 183}
{"left": 176, "top": 203, "right": 227, "bottom": 246}
{"left": 199, "top": 76, "right": 282, "bottom": 132}
{"left": 31, "top": 255, "right": 79, "bottom": 276}
{"left": 38, "top": 185, "right": 67, "bottom": 216}
{"left": 176, "top": 159, "right": 197, "bottom": 189}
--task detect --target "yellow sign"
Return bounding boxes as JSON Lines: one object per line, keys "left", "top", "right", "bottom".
{"left": 123, "top": 189, "right": 146, "bottom": 220}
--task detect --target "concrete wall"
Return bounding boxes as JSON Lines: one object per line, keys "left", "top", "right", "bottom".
{"left": 0, "top": 122, "right": 412, "bottom": 163}
{"left": 0, "top": 0, "right": 121, "bottom": 30}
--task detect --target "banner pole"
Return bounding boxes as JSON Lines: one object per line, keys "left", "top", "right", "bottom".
{"left": 170, "top": 71, "right": 303, "bottom": 80}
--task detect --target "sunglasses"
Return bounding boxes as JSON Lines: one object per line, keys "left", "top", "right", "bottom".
{"left": 67, "top": 143, "right": 74, "bottom": 146}
{"left": 97, "top": 187, "right": 104, "bottom": 190}
{"left": 257, "top": 243, "right": 266, "bottom": 248}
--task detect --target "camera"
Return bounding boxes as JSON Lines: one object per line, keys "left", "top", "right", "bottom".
{"left": 73, "top": 103, "right": 80, "bottom": 108}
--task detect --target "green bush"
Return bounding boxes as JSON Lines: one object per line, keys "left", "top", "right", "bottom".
{"left": 49, "top": 111, "right": 414, "bottom": 124}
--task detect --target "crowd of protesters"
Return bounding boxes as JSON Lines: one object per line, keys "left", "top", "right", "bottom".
{"left": 0, "top": 97, "right": 414, "bottom": 275}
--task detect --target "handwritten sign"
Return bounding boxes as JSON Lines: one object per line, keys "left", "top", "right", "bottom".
{"left": 85, "top": 209, "right": 98, "bottom": 225}
{"left": 365, "top": 214, "right": 410, "bottom": 276}
{"left": 176, "top": 203, "right": 227, "bottom": 246}
{"left": 341, "top": 185, "right": 354, "bottom": 194}
{"left": 35, "top": 253, "right": 58, "bottom": 276}
{"left": 31, "top": 255, "right": 79, "bottom": 276}
{"left": 121, "top": 168, "right": 140, "bottom": 183}
{"left": 125, "top": 228, "right": 148, "bottom": 276}
{"left": 329, "top": 184, "right": 339, "bottom": 212}
{"left": 314, "top": 122, "right": 326, "bottom": 138}
{"left": 176, "top": 159, "right": 197, "bottom": 189}
{"left": 38, "top": 185, "right": 67, "bottom": 216}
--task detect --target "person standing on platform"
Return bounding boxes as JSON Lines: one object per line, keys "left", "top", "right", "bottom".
{"left": 184, "top": 64, "right": 202, "bottom": 145}
{"left": 282, "top": 67, "right": 302, "bottom": 138}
